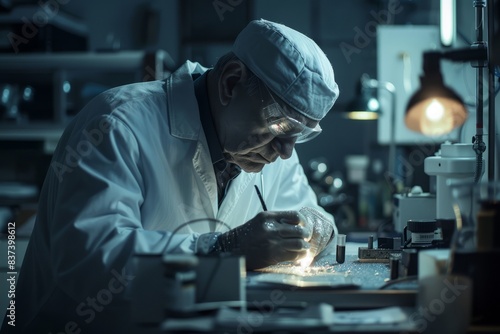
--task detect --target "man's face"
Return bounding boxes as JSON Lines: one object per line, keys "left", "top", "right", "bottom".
{"left": 219, "top": 80, "right": 318, "bottom": 173}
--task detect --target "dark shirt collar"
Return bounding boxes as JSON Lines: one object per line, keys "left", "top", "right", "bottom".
{"left": 193, "top": 70, "right": 225, "bottom": 165}
{"left": 193, "top": 71, "right": 242, "bottom": 206}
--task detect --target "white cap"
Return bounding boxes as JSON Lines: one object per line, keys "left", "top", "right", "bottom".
{"left": 233, "top": 19, "right": 339, "bottom": 121}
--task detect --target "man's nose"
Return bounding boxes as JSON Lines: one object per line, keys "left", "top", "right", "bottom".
{"left": 271, "top": 137, "right": 297, "bottom": 160}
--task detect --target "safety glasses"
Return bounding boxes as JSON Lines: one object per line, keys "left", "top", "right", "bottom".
{"left": 260, "top": 84, "right": 322, "bottom": 144}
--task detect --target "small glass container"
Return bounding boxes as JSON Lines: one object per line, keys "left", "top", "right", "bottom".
{"left": 336, "top": 234, "right": 346, "bottom": 264}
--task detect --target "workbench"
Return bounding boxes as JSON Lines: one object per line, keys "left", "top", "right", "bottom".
{"left": 158, "top": 242, "right": 421, "bottom": 333}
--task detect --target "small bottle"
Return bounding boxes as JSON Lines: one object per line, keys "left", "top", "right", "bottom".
{"left": 336, "top": 234, "right": 346, "bottom": 264}
{"left": 389, "top": 252, "right": 401, "bottom": 280}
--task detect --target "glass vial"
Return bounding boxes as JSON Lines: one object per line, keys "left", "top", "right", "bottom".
{"left": 336, "top": 234, "right": 346, "bottom": 264}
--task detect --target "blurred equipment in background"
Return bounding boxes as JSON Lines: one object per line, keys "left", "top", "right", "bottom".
{"left": 345, "top": 74, "right": 381, "bottom": 121}
{"left": 344, "top": 75, "right": 402, "bottom": 232}
{"left": 393, "top": 186, "right": 436, "bottom": 233}
{"left": 0, "top": 82, "right": 52, "bottom": 123}
{"left": 358, "top": 235, "right": 402, "bottom": 263}
{"left": 346, "top": 75, "right": 397, "bottom": 178}
{"left": 346, "top": 155, "right": 384, "bottom": 230}
{"left": 406, "top": 1, "right": 499, "bottom": 327}
{"left": 0, "top": 0, "right": 11, "bottom": 13}
{"left": 345, "top": 155, "right": 370, "bottom": 185}
{"left": 0, "top": 4, "right": 88, "bottom": 53}
{"left": 305, "top": 157, "right": 356, "bottom": 232}
{"left": 305, "top": 156, "right": 395, "bottom": 234}
{"left": 450, "top": 180, "right": 500, "bottom": 325}
{"left": 425, "top": 142, "right": 479, "bottom": 221}
{"left": 0, "top": 50, "right": 175, "bottom": 154}
{"left": 403, "top": 219, "right": 455, "bottom": 250}
{"left": 0, "top": 181, "right": 38, "bottom": 236}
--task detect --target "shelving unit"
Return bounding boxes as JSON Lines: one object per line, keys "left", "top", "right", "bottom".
{"left": 0, "top": 50, "right": 175, "bottom": 152}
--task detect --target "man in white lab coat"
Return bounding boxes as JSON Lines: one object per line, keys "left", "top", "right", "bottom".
{"left": 4, "top": 19, "right": 339, "bottom": 333}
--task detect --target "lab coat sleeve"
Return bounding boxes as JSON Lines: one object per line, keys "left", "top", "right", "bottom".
{"left": 49, "top": 114, "right": 200, "bottom": 301}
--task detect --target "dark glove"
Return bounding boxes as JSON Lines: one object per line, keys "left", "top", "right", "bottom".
{"left": 214, "top": 211, "right": 312, "bottom": 270}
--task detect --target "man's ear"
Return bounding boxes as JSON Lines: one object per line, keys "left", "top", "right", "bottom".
{"left": 218, "top": 60, "right": 248, "bottom": 106}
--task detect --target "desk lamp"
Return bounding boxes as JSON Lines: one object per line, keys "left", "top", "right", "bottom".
{"left": 346, "top": 74, "right": 381, "bottom": 121}
{"left": 404, "top": 0, "right": 493, "bottom": 222}
{"left": 347, "top": 74, "right": 397, "bottom": 176}
{"left": 404, "top": 51, "right": 469, "bottom": 137}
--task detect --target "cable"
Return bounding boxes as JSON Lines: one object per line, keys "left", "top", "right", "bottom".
{"left": 379, "top": 275, "right": 418, "bottom": 290}
{"left": 163, "top": 217, "right": 231, "bottom": 254}
{"left": 403, "top": 237, "right": 412, "bottom": 248}
{"left": 162, "top": 218, "right": 233, "bottom": 305}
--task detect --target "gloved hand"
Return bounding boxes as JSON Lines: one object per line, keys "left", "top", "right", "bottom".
{"left": 214, "top": 211, "right": 312, "bottom": 270}
{"left": 296, "top": 207, "right": 335, "bottom": 267}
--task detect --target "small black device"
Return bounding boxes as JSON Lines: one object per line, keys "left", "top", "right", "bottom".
{"left": 358, "top": 236, "right": 402, "bottom": 262}
{"left": 403, "top": 219, "right": 454, "bottom": 249}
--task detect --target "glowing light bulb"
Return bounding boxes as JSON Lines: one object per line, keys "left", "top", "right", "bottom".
{"left": 425, "top": 99, "right": 445, "bottom": 122}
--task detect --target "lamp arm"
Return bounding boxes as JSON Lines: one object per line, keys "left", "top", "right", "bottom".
{"left": 472, "top": 0, "right": 487, "bottom": 183}
{"left": 421, "top": 48, "right": 487, "bottom": 75}
{"left": 442, "top": 47, "right": 487, "bottom": 62}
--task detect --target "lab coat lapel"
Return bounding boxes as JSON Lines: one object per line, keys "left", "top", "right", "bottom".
{"left": 192, "top": 140, "right": 218, "bottom": 220}
{"left": 166, "top": 61, "right": 219, "bottom": 222}
{"left": 167, "top": 61, "right": 207, "bottom": 140}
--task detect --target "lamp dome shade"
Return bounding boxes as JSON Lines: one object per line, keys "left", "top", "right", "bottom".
{"left": 405, "top": 81, "right": 467, "bottom": 136}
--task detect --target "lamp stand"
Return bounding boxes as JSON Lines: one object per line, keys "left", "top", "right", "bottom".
{"left": 471, "top": 0, "right": 488, "bottom": 183}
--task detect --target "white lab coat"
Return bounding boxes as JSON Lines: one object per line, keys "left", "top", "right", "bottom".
{"left": 8, "top": 61, "right": 336, "bottom": 333}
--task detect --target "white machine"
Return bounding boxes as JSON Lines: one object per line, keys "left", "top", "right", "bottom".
{"left": 393, "top": 188, "right": 436, "bottom": 232}
{"left": 424, "top": 142, "right": 480, "bottom": 220}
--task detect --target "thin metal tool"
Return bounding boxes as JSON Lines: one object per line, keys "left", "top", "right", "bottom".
{"left": 260, "top": 172, "right": 265, "bottom": 201}
{"left": 254, "top": 185, "right": 268, "bottom": 211}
